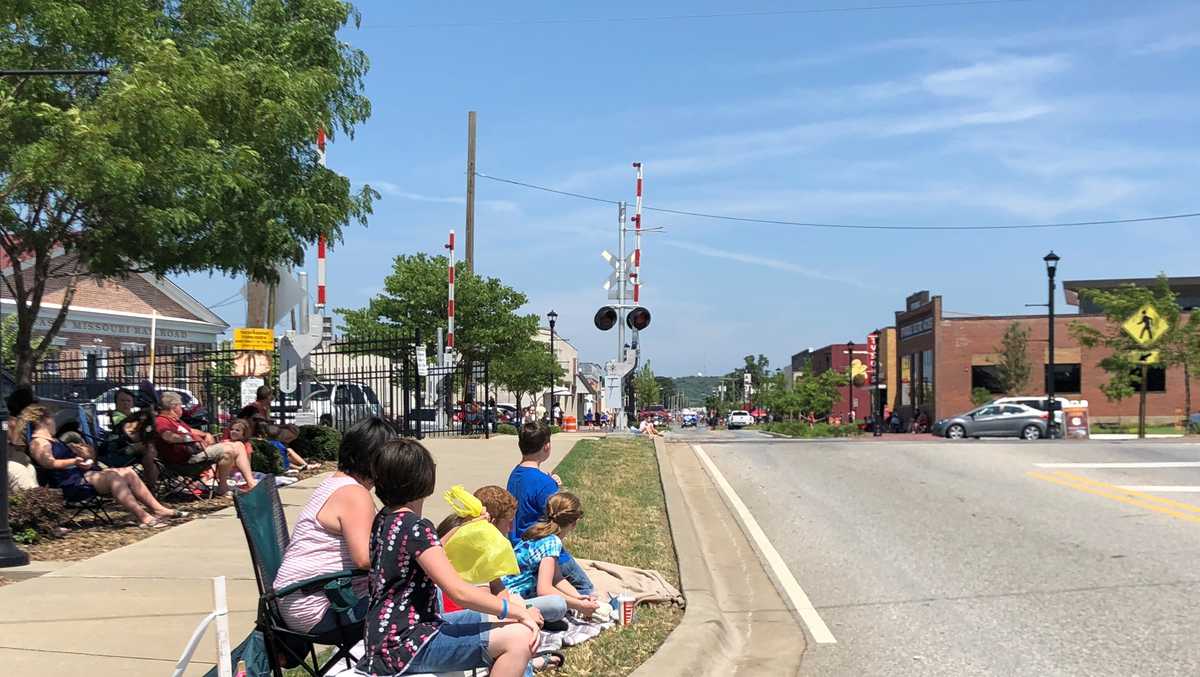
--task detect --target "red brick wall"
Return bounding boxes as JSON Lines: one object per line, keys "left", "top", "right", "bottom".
{"left": 936, "top": 314, "right": 1199, "bottom": 423}
{"left": 809, "top": 343, "right": 873, "bottom": 421}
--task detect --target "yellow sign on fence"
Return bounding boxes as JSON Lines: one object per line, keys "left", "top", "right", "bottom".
{"left": 1122, "top": 304, "right": 1169, "bottom": 346}
{"left": 233, "top": 327, "right": 275, "bottom": 351}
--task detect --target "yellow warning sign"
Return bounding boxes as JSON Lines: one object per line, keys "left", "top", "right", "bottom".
{"left": 1131, "top": 349, "right": 1160, "bottom": 365}
{"left": 233, "top": 328, "right": 275, "bottom": 351}
{"left": 1122, "top": 304, "right": 1169, "bottom": 346}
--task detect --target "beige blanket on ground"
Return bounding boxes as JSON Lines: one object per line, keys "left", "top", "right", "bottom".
{"left": 578, "top": 558, "right": 685, "bottom": 608}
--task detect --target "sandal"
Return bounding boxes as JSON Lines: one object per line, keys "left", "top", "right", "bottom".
{"left": 162, "top": 510, "right": 190, "bottom": 519}
{"left": 531, "top": 651, "right": 565, "bottom": 672}
{"left": 139, "top": 518, "right": 170, "bottom": 529}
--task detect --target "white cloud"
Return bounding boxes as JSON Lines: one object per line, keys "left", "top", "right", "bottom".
{"left": 1133, "top": 32, "right": 1200, "bottom": 55}
{"left": 368, "top": 181, "right": 518, "bottom": 213}
{"left": 660, "top": 239, "right": 874, "bottom": 289}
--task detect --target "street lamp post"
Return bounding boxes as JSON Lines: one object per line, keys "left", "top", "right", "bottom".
{"left": 547, "top": 310, "right": 558, "bottom": 424}
{"left": 873, "top": 330, "right": 883, "bottom": 437}
{"left": 1044, "top": 251, "right": 1060, "bottom": 439}
{"left": 846, "top": 340, "right": 855, "bottom": 423}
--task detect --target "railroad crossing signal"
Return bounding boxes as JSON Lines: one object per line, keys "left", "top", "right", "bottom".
{"left": 1131, "top": 349, "right": 1160, "bottom": 365}
{"left": 1123, "top": 303, "right": 1169, "bottom": 346}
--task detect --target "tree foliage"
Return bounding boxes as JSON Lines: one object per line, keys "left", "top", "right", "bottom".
{"left": 338, "top": 254, "right": 539, "bottom": 363}
{"left": 491, "top": 340, "right": 563, "bottom": 413}
{"left": 633, "top": 362, "right": 661, "bottom": 412}
{"left": 1, "top": 0, "right": 375, "bottom": 384}
{"left": 759, "top": 369, "right": 845, "bottom": 421}
{"left": 1070, "top": 275, "right": 1200, "bottom": 417}
{"left": 996, "top": 321, "right": 1031, "bottom": 395}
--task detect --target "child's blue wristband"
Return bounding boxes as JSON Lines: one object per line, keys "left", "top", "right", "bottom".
{"left": 499, "top": 598, "right": 508, "bottom": 620}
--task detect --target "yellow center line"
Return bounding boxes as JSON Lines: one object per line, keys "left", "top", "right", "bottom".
{"left": 1049, "top": 470, "right": 1200, "bottom": 515}
{"left": 1026, "top": 471, "right": 1200, "bottom": 524}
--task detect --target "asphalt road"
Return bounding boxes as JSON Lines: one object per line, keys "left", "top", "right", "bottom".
{"left": 673, "top": 429, "right": 1200, "bottom": 676}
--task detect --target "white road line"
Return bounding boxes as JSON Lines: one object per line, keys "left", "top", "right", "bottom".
{"left": 1117, "top": 485, "right": 1200, "bottom": 493}
{"left": 1034, "top": 462, "right": 1200, "bottom": 469}
{"left": 691, "top": 443, "right": 837, "bottom": 644}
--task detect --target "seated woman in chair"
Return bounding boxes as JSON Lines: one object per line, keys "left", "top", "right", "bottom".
{"left": 272, "top": 417, "right": 397, "bottom": 635}
{"left": 154, "top": 391, "right": 257, "bottom": 496}
{"left": 23, "top": 405, "right": 184, "bottom": 528}
{"left": 97, "top": 409, "right": 160, "bottom": 487}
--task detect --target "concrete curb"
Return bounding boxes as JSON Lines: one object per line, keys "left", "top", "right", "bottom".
{"left": 632, "top": 437, "right": 805, "bottom": 676}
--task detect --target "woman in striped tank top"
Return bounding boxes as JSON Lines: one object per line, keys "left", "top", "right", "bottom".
{"left": 273, "top": 417, "right": 399, "bottom": 634}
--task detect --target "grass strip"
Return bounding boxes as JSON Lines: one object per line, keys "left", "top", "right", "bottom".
{"left": 552, "top": 436, "right": 683, "bottom": 677}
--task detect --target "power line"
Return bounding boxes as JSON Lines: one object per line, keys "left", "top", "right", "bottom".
{"left": 369, "top": 0, "right": 1036, "bottom": 29}
{"left": 474, "top": 172, "right": 1200, "bottom": 232}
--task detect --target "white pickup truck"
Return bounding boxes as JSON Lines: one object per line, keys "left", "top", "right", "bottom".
{"left": 727, "top": 410, "right": 755, "bottom": 429}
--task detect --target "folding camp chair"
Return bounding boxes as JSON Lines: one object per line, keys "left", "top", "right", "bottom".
{"left": 156, "top": 458, "right": 219, "bottom": 499}
{"left": 233, "top": 480, "right": 365, "bottom": 677}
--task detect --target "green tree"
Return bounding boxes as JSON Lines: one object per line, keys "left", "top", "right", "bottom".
{"left": 1, "top": 0, "right": 374, "bottom": 385}
{"left": 971, "top": 387, "right": 994, "bottom": 406}
{"left": 996, "top": 321, "right": 1032, "bottom": 395}
{"left": 633, "top": 362, "right": 661, "bottom": 412}
{"left": 491, "top": 340, "right": 563, "bottom": 415}
{"left": 655, "top": 376, "right": 676, "bottom": 406}
{"left": 793, "top": 370, "right": 847, "bottom": 420}
{"left": 1070, "top": 275, "right": 1200, "bottom": 434}
{"left": 338, "top": 254, "right": 538, "bottom": 364}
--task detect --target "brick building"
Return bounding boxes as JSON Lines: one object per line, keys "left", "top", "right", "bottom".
{"left": 2, "top": 250, "right": 229, "bottom": 385}
{"left": 806, "top": 341, "right": 873, "bottom": 421}
{"left": 888, "top": 284, "right": 1200, "bottom": 426}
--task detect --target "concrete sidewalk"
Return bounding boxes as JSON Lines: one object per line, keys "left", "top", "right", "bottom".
{"left": 0, "top": 434, "right": 594, "bottom": 677}
{"left": 634, "top": 438, "right": 806, "bottom": 676}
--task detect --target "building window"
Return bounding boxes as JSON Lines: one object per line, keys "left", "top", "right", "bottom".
{"left": 173, "top": 346, "right": 189, "bottom": 388}
{"left": 1131, "top": 367, "right": 1167, "bottom": 392}
{"left": 1044, "top": 364, "right": 1082, "bottom": 394}
{"left": 81, "top": 346, "right": 109, "bottom": 380}
{"left": 121, "top": 343, "right": 145, "bottom": 381}
{"left": 971, "top": 366, "right": 1004, "bottom": 393}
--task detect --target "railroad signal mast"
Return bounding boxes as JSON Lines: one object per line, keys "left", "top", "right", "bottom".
{"left": 596, "top": 163, "right": 654, "bottom": 429}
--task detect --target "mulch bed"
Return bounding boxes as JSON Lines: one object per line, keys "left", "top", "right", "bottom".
{"left": 14, "top": 465, "right": 329, "bottom": 563}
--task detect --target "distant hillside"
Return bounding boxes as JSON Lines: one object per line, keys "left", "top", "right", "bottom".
{"left": 672, "top": 375, "right": 720, "bottom": 406}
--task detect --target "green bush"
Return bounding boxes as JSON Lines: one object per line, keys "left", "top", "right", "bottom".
{"left": 7, "top": 487, "right": 69, "bottom": 540}
{"left": 496, "top": 423, "right": 560, "bottom": 435}
{"left": 250, "top": 438, "right": 284, "bottom": 474}
{"left": 293, "top": 424, "right": 341, "bottom": 461}
{"left": 14, "top": 527, "right": 38, "bottom": 545}
{"left": 760, "top": 421, "right": 861, "bottom": 438}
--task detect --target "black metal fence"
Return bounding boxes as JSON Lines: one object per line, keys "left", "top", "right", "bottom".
{"left": 3, "top": 331, "right": 490, "bottom": 439}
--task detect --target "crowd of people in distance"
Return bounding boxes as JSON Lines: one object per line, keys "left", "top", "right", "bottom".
{"left": 4, "top": 383, "right": 326, "bottom": 528}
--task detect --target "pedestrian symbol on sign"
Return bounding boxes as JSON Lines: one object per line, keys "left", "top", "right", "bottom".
{"left": 1122, "top": 304, "right": 1169, "bottom": 346}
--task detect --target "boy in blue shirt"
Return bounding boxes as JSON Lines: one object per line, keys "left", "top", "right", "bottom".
{"left": 507, "top": 421, "right": 594, "bottom": 596}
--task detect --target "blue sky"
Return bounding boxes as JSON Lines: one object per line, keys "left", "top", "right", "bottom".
{"left": 177, "top": 0, "right": 1200, "bottom": 376}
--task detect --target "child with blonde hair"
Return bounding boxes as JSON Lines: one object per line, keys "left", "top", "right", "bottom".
{"left": 502, "top": 492, "right": 599, "bottom": 617}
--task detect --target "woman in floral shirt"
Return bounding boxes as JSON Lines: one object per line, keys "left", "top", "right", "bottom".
{"left": 359, "top": 439, "right": 543, "bottom": 676}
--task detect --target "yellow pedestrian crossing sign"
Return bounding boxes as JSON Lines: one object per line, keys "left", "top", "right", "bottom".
{"left": 1131, "top": 349, "right": 1160, "bottom": 365}
{"left": 1122, "top": 304, "right": 1169, "bottom": 346}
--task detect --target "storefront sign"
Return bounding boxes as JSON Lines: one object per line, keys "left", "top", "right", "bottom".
{"left": 30, "top": 316, "right": 198, "bottom": 341}
{"left": 900, "top": 317, "right": 933, "bottom": 340}
{"left": 867, "top": 333, "right": 878, "bottom": 385}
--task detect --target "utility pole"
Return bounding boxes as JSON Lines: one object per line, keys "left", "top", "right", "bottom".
{"left": 464, "top": 111, "right": 477, "bottom": 274}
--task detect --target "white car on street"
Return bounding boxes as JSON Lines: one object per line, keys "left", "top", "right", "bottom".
{"left": 727, "top": 410, "right": 754, "bottom": 429}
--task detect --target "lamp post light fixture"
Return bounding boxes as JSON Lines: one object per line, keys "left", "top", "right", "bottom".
{"left": 547, "top": 310, "right": 558, "bottom": 423}
{"left": 1044, "top": 251, "right": 1060, "bottom": 439}
{"left": 846, "top": 340, "right": 856, "bottom": 422}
